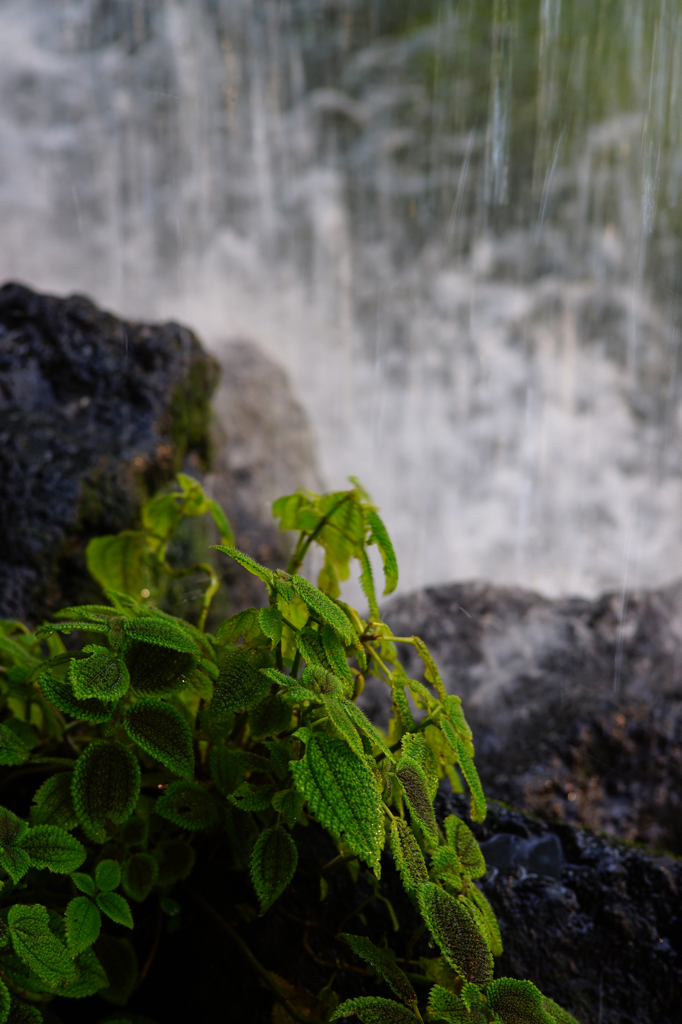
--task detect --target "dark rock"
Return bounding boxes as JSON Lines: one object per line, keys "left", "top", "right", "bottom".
{"left": 438, "top": 792, "right": 682, "bottom": 1024}
{"left": 376, "top": 581, "right": 682, "bottom": 854}
{"left": 0, "top": 281, "right": 219, "bottom": 623}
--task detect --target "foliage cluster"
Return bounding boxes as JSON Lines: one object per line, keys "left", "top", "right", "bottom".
{"left": 0, "top": 475, "right": 580, "bottom": 1024}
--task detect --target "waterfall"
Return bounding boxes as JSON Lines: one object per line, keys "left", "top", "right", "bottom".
{"left": 2, "top": 0, "right": 682, "bottom": 600}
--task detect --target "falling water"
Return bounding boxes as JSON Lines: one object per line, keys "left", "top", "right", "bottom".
{"left": 2, "top": 0, "right": 682, "bottom": 600}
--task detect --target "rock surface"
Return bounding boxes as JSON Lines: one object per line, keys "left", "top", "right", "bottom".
{"left": 0, "top": 281, "right": 219, "bottom": 622}
{"left": 372, "top": 581, "right": 682, "bottom": 854}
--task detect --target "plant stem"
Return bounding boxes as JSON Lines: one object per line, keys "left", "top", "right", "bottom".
{"left": 286, "top": 494, "right": 353, "bottom": 575}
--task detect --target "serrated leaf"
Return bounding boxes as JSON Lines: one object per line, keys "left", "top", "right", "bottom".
{"left": 0, "top": 806, "right": 28, "bottom": 847}
{"left": 86, "top": 531, "right": 150, "bottom": 599}
{"left": 401, "top": 734, "right": 439, "bottom": 800}
{"left": 469, "top": 886, "right": 503, "bottom": 957}
{"left": 451, "top": 738, "right": 486, "bottom": 823}
{"left": 35, "top": 621, "right": 109, "bottom": 637}
{"left": 207, "top": 497, "right": 235, "bottom": 547}
{"left": 249, "top": 695, "right": 292, "bottom": 739}
{"left": 209, "top": 746, "right": 244, "bottom": 796}
{"left": 320, "top": 625, "right": 354, "bottom": 688}
{"left": 119, "top": 815, "right": 148, "bottom": 846}
{"left": 541, "top": 998, "right": 581, "bottom": 1024}
{"left": 210, "top": 647, "right": 272, "bottom": 714}
{"left": 271, "top": 789, "right": 304, "bottom": 828}
{"left": 417, "top": 884, "right": 493, "bottom": 985}
{"left": 6, "top": 999, "right": 43, "bottom": 1023}
{"left": 53, "top": 605, "right": 119, "bottom": 622}
{"left": 228, "top": 782, "right": 278, "bottom": 812}
{"left": 486, "top": 979, "right": 554, "bottom": 1024}
{"left": 443, "top": 695, "right": 474, "bottom": 747}
{"left": 389, "top": 818, "right": 428, "bottom": 897}
{"left": 358, "top": 549, "right": 380, "bottom": 622}
{"left": 122, "top": 619, "right": 198, "bottom": 697}
{"left": 71, "top": 872, "right": 96, "bottom": 897}
{"left": 430, "top": 847, "right": 463, "bottom": 891}
{"left": 31, "top": 774, "right": 78, "bottom": 831}
{"left": 71, "top": 741, "right": 141, "bottom": 842}
{"left": 396, "top": 762, "right": 439, "bottom": 845}
{"left": 366, "top": 509, "right": 398, "bottom": 596}
{"left": 342, "top": 934, "right": 417, "bottom": 1006}
{"left": 21, "top": 826, "right": 86, "bottom": 873}
{"left": 58, "top": 944, "right": 108, "bottom": 999}
{"left": 96, "top": 859, "right": 121, "bottom": 892}
{"left": 0, "top": 846, "right": 30, "bottom": 884}
{"left": 155, "top": 781, "right": 221, "bottom": 830}
{"left": 444, "top": 817, "right": 486, "bottom": 878}
{"left": 38, "top": 670, "right": 112, "bottom": 724}
{"left": 212, "top": 545, "right": 274, "bottom": 584}
{"left": 94, "top": 933, "right": 138, "bottom": 1005}
{"left": 65, "top": 897, "right": 101, "bottom": 955}
{"left": 153, "top": 838, "right": 196, "bottom": 886}
{"left": 68, "top": 646, "right": 129, "bottom": 703}
{"left": 264, "top": 740, "right": 294, "bottom": 779}
{"left": 426, "top": 985, "right": 486, "bottom": 1023}
{"left": 258, "top": 607, "right": 283, "bottom": 646}
{"left": 0, "top": 723, "right": 30, "bottom": 767}
{"left": 410, "top": 637, "right": 446, "bottom": 701}
{"left": 342, "top": 698, "right": 395, "bottom": 763}
{"left": 295, "top": 627, "right": 329, "bottom": 672}
{"left": 215, "top": 608, "right": 265, "bottom": 646}
{"left": 331, "top": 996, "right": 419, "bottom": 1023}
{"left": 290, "top": 734, "right": 384, "bottom": 874}
{"left": 0, "top": 980, "right": 8, "bottom": 1024}
{"left": 249, "top": 825, "right": 298, "bottom": 914}
{"left": 124, "top": 699, "right": 194, "bottom": 779}
{"left": 96, "top": 892, "right": 133, "bottom": 930}
{"left": 122, "top": 853, "right": 159, "bottom": 903}
{"left": 320, "top": 694, "right": 365, "bottom": 759}
{"left": 290, "top": 576, "right": 355, "bottom": 644}
{"left": 7, "top": 904, "right": 75, "bottom": 988}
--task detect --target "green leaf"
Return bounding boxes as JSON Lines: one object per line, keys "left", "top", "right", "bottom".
{"left": 248, "top": 695, "right": 292, "bottom": 739}
{"left": 0, "top": 723, "right": 30, "bottom": 766}
{"left": 451, "top": 738, "right": 486, "bottom": 824}
{"left": 58, "top": 944, "right": 108, "bottom": 999}
{"left": 96, "top": 892, "right": 133, "bottom": 930}
{"left": 290, "top": 576, "right": 355, "bottom": 645}
{"left": 6, "top": 1000, "right": 43, "bottom": 1023}
{"left": 30, "top": 774, "right": 78, "bottom": 831}
{"left": 155, "top": 781, "right": 221, "bottom": 830}
{"left": 7, "top": 904, "right": 75, "bottom": 988}
{"left": 342, "top": 934, "right": 417, "bottom": 1006}
{"left": 320, "top": 694, "right": 365, "bottom": 760}
{"left": 417, "top": 884, "right": 493, "bottom": 986}
{"left": 0, "top": 808, "right": 30, "bottom": 883}
{"left": 366, "top": 509, "right": 398, "bottom": 596}
{"left": 389, "top": 818, "right": 429, "bottom": 898}
{"left": 426, "top": 985, "right": 485, "bottom": 1023}
{"left": 96, "top": 859, "right": 121, "bottom": 892}
{"left": 430, "top": 847, "right": 462, "bottom": 891}
{"left": 410, "top": 637, "right": 446, "bottom": 701}
{"left": 53, "top": 605, "right": 119, "bottom": 622}
{"left": 396, "top": 762, "right": 439, "bottom": 845}
{"left": 228, "top": 782, "right": 278, "bottom": 813}
{"left": 122, "top": 853, "right": 159, "bottom": 903}
{"left": 141, "top": 492, "right": 182, "bottom": 547}
{"left": 209, "top": 747, "right": 244, "bottom": 796}
{"left": 271, "top": 789, "right": 304, "bottom": 829}
{"left": 211, "top": 545, "right": 274, "bottom": 584}
{"left": 122, "top": 619, "right": 199, "bottom": 697}
{"left": 38, "top": 670, "right": 112, "bottom": 724}
{"left": 94, "top": 934, "right": 137, "bottom": 1006}
{"left": 71, "top": 872, "right": 96, "bottom": 897}
{"left": 153, "top": 839, "right": 195, "bottom": 886}
{"left": 258, "top": 606, "right": 283, "bottom": 646}
{"left": 443, "top": 696, "right": 474, "bottom": 751}
{"left": 69, "top": 647, "right": 129, "bottom": 703}
{"left": 486, "top": 979, "right": 554, "bottom": 1024}
{"left": 35, "top": 620, "right": 109, "bottom": 637}
{"left": 443, "top": 817, "right": 486, "bottom": 879}
{"left": 541, "top": 998, "right": 581, "bottom": 1024}
{"left": 469, "top": 886, "right": 503, "bottom": 958}
{"left": 0, "top": 980, "right": 8, "bottom": 1024}
{"left": 400, "top": 734, "right": 439, "bottom": 800}
{"left": 71, "top": 741, "right": 141, "bottom": 842}
{"left": 119, "top": 815, "right": 148, "bottom": 847}
{"left": 215, "top": 608, "right": 265, "bottom": 646}
{"left": 65, "top": 897, "right": 101, "bottom": 955}
{"left": 321, "top": 625, "right": 354, "bottom": 690}
{"left": 331, "top": 996, "right": 419, "bottom": 1023}
{"left": 21, "top": 826, "right": 86, "bottom": 873}
{"left": 290, "top": 734, "right": 384, "bottom": 875}
{"left": 249, "top": 825, "right": 298, "bottom": 914}
{"left": 295, "top": 628, "right": 330, "bottom": 672}
{"left": 210, "top": 647, "right": 272, "bottom": 714}
{"left": 124, "top": 699, "right": 194, "bottom": 779}
{"left": 86, "top": 531, "right": 150, "bottom": 599}
{"left": 0, "top": 845, "right": 30, "bottom": 884}
{"left": 358, "top": 549, "right": 380, "bottom": 622}
{"left": 207, "top": 497, "right": 235, "bottom": 547}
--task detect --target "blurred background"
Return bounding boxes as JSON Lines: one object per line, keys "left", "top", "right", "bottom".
{"left": 2, "top": 0, "right": 682, "bottom": 601}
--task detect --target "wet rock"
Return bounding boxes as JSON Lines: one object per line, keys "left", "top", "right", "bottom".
{"left": 438, "top": 792, "right": 682, "bottom": 1024}
{"left": 374, "top": 581, "right": 682, "bottom": 853}
{"left": 0, "top": 281, "right": 219, "bottom": 622}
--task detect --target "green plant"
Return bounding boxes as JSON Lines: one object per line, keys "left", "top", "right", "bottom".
{"left": 0, "top": 476, "right": 580, "bottom": 1024}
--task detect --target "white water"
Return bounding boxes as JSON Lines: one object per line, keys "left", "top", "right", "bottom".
{"left": 3, "top": 0, "right": 682, "bottom": 599}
